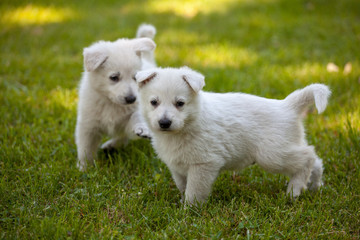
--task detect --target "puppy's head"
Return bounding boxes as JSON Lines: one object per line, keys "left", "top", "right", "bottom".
{"left": 83, "top": 38, "right": 155, "bottom": 105}
{"left": 136, "top": 67, "right": 205, "bottom": 133}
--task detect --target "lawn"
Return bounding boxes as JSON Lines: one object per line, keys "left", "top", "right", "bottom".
{"left": 1, "top": 0, "right": 359, "bottom": 239}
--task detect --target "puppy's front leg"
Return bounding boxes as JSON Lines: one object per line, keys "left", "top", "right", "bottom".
{"left": 126, "top": 111, "right": 151, "bottom": 139}
{"left": 76, "top": 126, "right": 101, "bottom": 171}
{"left": 185, "top": 163, "right": 220, "bottom": 206}
{"left": 169, "top": 167, "right": 187, "bottom": 202}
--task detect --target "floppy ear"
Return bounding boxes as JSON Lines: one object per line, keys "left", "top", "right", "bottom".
{"left": 132, "top": 38, "right": 156, "bottom": 56}
{"left": 83, "top": 46, "right": 108, "bottom": 72}
{"left": 135, "top": 69, "right": 157, "bottom": 88}
{"left": 181, "top": 67, "right": 205, "bottom": 93}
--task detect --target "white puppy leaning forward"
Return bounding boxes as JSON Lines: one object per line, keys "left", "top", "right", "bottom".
{"left": 136, "top": 67, "right": 331, "bottom": 206}
{"left": 75, "top": 24, "right": 156, "bottom": 171}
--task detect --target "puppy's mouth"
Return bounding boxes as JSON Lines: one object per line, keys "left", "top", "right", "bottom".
{"left": 159, "top": 128, "right": 172, "bottom": 132}
{"left": 109, "top": 96, "right": 134, "bottom": 106}
{"left": 155, "top": 126, "right": 174, "bottom": 132}
{"left": 158, "top": 127, "right": 183, "bottom": 133}
{"left": 124, "top": 101, "right": 136, "bottom": 105}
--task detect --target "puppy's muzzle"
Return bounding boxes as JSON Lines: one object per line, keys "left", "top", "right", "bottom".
{"left": 124, "top": 95, "right": 136, "bottom": 104}
{"left": 158, "top": 118, "right": 172, "bottom": 130}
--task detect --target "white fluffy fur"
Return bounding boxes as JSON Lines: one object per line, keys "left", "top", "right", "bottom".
{"left": 75, "top": 24, "right": 157, "bottom": 171}
{"left": 136, "top": 66, "right": 331, "bottom": 206}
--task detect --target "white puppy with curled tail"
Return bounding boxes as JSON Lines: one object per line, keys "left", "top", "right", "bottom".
{"left": 136, "top": 66, "right": 331, "bottom": 206}
{"left": 75, "top": 24, "right": 156, "bottom": 171}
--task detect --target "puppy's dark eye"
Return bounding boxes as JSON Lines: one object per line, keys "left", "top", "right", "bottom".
{"left": 150, "top": 100, "right": 158, "bottom": 106}
{"left": 110, "top": 76, "right": 119, "bottom": 82}
{"left": 109, "top": 73, "right": 120, "bottom": 82}
{"left": 176, "top": 101, "right": 185, "bottom": 108}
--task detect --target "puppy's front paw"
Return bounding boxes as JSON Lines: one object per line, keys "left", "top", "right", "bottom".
{"left": 77, "top": 161, "right": 87, "bottom": 172}
{"left": 77, "top": 159, "right": 94, "bottom": 172}
{"left": 134, "top": 125, "right": 152, "bottom": 139}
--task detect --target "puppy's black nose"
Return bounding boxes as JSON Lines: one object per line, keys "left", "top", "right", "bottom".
{"left": 159, "top": 118, "right": 172, "bottom": 129}
{"left": 125, "top": 95, "right": 136, "bottom": 104}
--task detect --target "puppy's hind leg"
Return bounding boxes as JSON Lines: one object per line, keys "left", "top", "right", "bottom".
{"left": 286, "top": 146, "right": 317, "bottom": 198}
{"left": 307, "top": 156, "right": 323, "bottom": 191}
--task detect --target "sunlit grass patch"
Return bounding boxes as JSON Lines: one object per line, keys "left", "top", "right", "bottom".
{"left": 158, "top": 41, "right": 258, "bottom": 69}
{"left": 1, "top": 4, "right": 75, "bottom": 25}
{"left": 46, "top": 87, "right": 78, "bottom": 111}
{"left": 284, "top": 62, "right": 326, "bottom": 79}
{"left": 147, "top": 0, "right": 239, "bottom": 18}
{"left": 158, "top": 29, "right": 207, "bottom": 45}
{"left": 322, "top": 110, "right": 360, "bottom": 132}
{"left": 282, "top": 62, "right": 360, "bottom": 80}
{"left": 190, "top": 43, "right": 258, "bottom": 68}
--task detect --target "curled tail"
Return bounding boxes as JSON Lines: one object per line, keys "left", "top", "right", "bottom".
{"left": 136, "top": 24, "right": 157, "bottom": 68}
{"left": 285, "top": 84, "right": 331, "bottom": 115}
{"left": 136, "top": 24, "right": 156, "bottom": 39}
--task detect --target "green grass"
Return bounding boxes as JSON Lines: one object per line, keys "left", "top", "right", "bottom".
{"left": 1, "top": 0, "right": 359, "bottom": 238}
